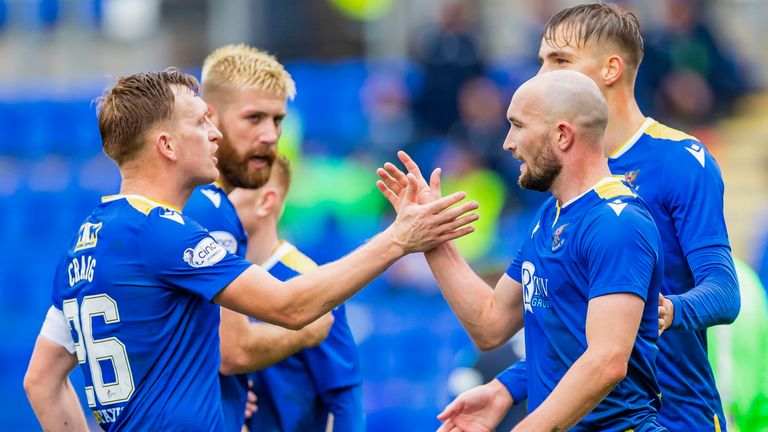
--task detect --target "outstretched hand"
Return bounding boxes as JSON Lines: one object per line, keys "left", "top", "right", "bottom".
{"left": 436, "top": 379, "right": 513, "bottom": 432}
{"left": 385, "top": 169, "right": 478, "bottom": 254}
{"left": 377, "top": 151, "right": 443, "bottom": 210}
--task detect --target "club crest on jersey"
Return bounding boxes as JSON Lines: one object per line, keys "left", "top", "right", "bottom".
{"left": 183, "top": 237, "right": 226, "bottom": 268}
{"left": 551, "top": 224, "right": 568, "bottom": 251}
{"left": 624, "top": 169, "right": 640, "bottom": 189}
{"left": 522, "top": 261, "right": 550, "bottom": 313}
{"left": 74, "top": 222, "right": 103, "bottom": 252}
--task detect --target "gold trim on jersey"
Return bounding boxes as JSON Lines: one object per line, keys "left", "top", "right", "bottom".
{"left": 595, "top": 180, "right": 636, "bottom": 200}
{"left": 281, "top": 248, "right": 318, "bottom": 274}
{"left": 645, "top": 122, "right": 698, "bottom": 143}
{"left": 609, "top": 117, "right": 655, "bottom": 159}
{"left": 101, "top": 194, "right": 182, "bottom": 214}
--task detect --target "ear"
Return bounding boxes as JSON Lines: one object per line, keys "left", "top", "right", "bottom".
{"left": 154, "top": 130, "right": 178, "bottom": 162}
{"left": 602, "top": 55, "right": 624, "bottom": 87}
{"left": 555, "top": 121, "right": 576, "bottom": 152}
{"left": 255, "top": 188, "right": 280, "bottom": 218}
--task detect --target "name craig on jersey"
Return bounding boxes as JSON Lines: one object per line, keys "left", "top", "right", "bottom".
{"left": 68, "top": 255, "right": 96, "bottom": 287}
{"left": 522, "top": 261, "right": 550, "bottom": 313}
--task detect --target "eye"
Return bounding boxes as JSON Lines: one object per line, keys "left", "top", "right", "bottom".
{"left": 274, "top": 116, "right": 285, "bottom": 127}
{"left": 555, "top": 58, "right": 568, "bottom": 65}
{"left": 247, "top": 113, "right": 265, "bottom": 122}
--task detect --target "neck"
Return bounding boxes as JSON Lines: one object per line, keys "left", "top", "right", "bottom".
{"left": 603, "top": 83, "right": 647, "bottom": 156}
{"left": 550, "top": 150, "right": 611, "bottom": 206}
{"left": 245, "top": 219, "right": 281, "bottom": 265}
{"left": 218, "top": 176, "right": 235, "bottom": 194}
{"left": 118, "top": 164, "right": 192, "bottom": 211}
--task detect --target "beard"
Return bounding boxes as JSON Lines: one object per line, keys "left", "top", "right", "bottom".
{"left": 215, "top": 135, "right": 276, "bottom": 189}
{"left": 518, "top": 139, "right": 562, "bottom": 192}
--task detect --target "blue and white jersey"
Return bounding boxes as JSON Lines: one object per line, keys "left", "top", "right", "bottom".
{"left": 185, "top": 182, "right": 247, "bottom": 257}
{"left": 184, "top": 182, "right": 249, "bottom": 432}
{"left": 609, "top": 118, "right": 730, "bottom": 430}
{"left": 507, "top": 178, "right": 663, "bottom": 431}
{"left": 248, "top": 241, "right": 363, "bottom": 432}
{"left": 49, "top": 194, "right": 251, "bottom": 431}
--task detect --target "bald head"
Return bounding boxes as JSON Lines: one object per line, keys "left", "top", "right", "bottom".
{"left": 512, "top": 70, "right": 608, "bottom": 144}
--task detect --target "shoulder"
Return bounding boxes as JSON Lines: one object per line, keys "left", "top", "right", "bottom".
{"left": 185, "top": 184, "right": 226, "bottom": 215}
{"left": 582, "top": 189, "right": 657, "bottom": 245}
{"left": 646, "top": 121, "right": 719, "bottom": 173}
{"left": 138, "top": 206, "right": 210, "bottom": 249}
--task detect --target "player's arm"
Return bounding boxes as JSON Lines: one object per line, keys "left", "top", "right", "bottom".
{"left": 215, "top": 178, "right": 478, "bottom": 329}
{"left": 660, "top": 245, "right": 739, "bottom": 333}
{"left": 425, "top": 242, "right": 524, "bottom": 350}
{"left": 377, "top": 152, "right": 523, "bottom": 349}
{"left": 659, "top": 146, "right": 739, "bottom": 333}
{"left": 512, "top": 293, "right": 645, "bottom": 431}
{"left": 219, "top": 308, "right": 333, "bottom": 375}
{"left": 24, "top": 335, "right": 87, "bottom": 431}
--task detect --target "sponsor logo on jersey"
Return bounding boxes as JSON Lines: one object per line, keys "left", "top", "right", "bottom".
{"left": 201, "top": 188, "right": 222, "bottom": 208}
{"left": 159, "top": 210, "right": 185, "bottom": 225}
{"left": 74, "top": 222, "right": 103, "bottom": 252}
{"left": 685, "top": 143, "right": 706, "bottom": 168}
{"left": 183, "top": 237, "right": 226, "bottom": 268}
{"left": 210, "top": 230, "right": 238, "bottom": 254}
{"left": 522, "top": 261, "right": 550, "bottom": 313}
{"left": 551, "top": 224, "right": 568, "bottom": 251}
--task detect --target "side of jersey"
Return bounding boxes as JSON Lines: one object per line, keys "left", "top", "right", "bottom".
{"left": 184, "top": 183, "right": 249, "bottom": 432}
{"left": 507, "top": 179, "right": 663, "bottom": 431}
{"left": 609, "top": 119, "right": 729, "bottom": 429}
{"left": 51, "top": 195, "right": 251, "bottom": 431}
{"left": 248, "top": 242, "right": 363, "bottom": 432}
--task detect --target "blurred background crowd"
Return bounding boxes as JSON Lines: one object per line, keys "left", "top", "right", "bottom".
{"left": 1, "top": 0, "right": 767, "bottom": 430}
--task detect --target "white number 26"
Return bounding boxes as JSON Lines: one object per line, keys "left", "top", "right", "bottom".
{"left": 62, "top": 294, "right": 135, "bottom": 407}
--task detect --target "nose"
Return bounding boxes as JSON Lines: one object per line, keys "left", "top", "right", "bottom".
{"left": 209, "top": 121, "right": 223, "bottom": 142}
{"left": 260, "top": 124, "right": 279, "bottom": 145}
{"left": 536, "top": 64, "right": 549, "bottom": 75}
{"left": 502, "top": 128, "right": 515, "bottom": 152}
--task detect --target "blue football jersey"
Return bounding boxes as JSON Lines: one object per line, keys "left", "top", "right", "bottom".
{"left": 609, "top": 118, "right": 730, "bottom": 430}
{"left": 184, "top": 182, "right": 250, "bottom": 432}
{"left": 248, "top": 241, "right": 363, "bottom": 432}
{"left": 507, "top": 178, "right": 663, "bottom": 430}
{"left": 52, "top": 194, "right": 251, "bottom": 431}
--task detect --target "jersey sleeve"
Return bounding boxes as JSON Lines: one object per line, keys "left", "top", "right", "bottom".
{"left": 661, "top": 142, "right": 730, "bottom": 255}
{"left": 495, "top": 359, "right": 528, "bottom": 405}
{"left": 505, "top": 248, "right": 524, "bottom": 283}
{"left": 581, "top": 203, "right": 661, "bottom": 301}
{"left": 138, "top": 209, "right": 252, "bottom": 301}
{"left": 39, "top": 306, "right": 76, "bottom": 353}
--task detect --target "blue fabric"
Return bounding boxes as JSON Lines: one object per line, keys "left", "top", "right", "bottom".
{"left": 505, "top": 178, "right": 663, "bottom": 431}
{"left": 247, "top": 245, "right": 363, "bottom": 432}
{"left": 495, "top": 359, "right": 527, "bottom": 406}
{"left": 609, "top": 120, "right": 731, "bottom": 430}
{"left": 184, "top": 184, "right": 250, "bottom": 432}
{"left": 52, "top": 196, "right": 251, "bottom": 431}
{"left": 667, "top": 245, "right": 739, "bottom": 331}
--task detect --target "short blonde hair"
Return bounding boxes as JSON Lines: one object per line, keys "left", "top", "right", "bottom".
{"left": 98, "top": 68, "right": 199, "bottom": 165}
{"left": 201, "top": 44, "right": 296, "bottom": 100}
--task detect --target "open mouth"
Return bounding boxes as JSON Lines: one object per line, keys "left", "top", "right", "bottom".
{"left": 248, "top": 155, "right": 271, "bottom": 169}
